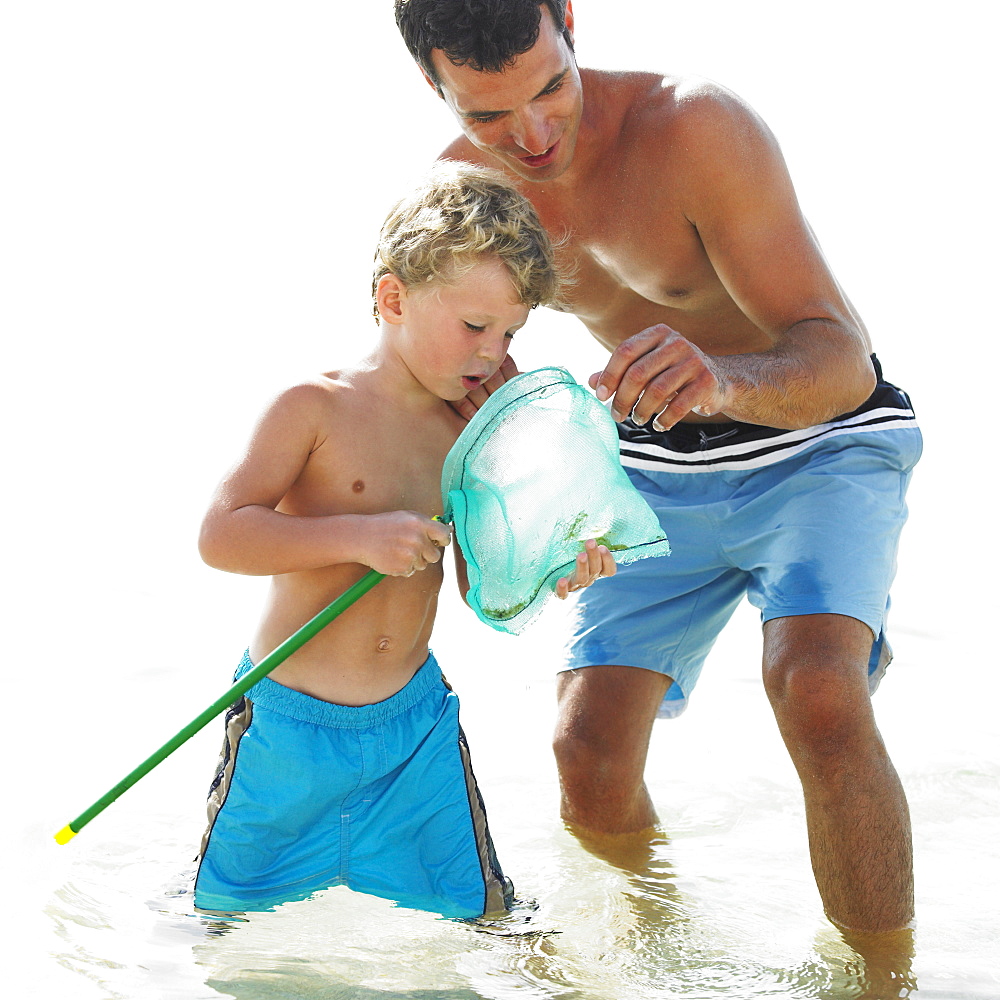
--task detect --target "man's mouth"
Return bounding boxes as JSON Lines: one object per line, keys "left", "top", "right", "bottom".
{"left": 518, "top": 141, "right": 559, "bottom": 168}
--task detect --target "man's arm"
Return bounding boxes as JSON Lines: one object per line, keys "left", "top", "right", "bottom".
{"left": 593, "top": 83, "right": 875, "bottom": 431}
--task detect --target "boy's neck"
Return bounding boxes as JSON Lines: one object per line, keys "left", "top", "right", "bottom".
{"left": 353, "top": 343, "right": 453, "bottom": 416}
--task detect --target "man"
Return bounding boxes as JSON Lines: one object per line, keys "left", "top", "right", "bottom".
{"left": 394, "top": 0, "right": 920, "bottom": 934}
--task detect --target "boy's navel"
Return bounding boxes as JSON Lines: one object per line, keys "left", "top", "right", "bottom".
{"left": 377, "top": 638, "right": 392, "bottom": 652}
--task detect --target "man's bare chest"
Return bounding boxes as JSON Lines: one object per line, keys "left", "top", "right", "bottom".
{"left": 538, "top": 195, "right": 726, "bottom": 314}
{"left": 531, "top": 188, "right": 757, "bottom": 351}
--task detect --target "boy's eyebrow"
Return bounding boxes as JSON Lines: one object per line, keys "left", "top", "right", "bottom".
{"left": 459, "top": 68, "right": 569, "bottom": 119}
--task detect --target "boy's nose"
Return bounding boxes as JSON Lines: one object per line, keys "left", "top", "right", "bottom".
{"left": 478, "top": 334, "right": 508, "bottom": 363}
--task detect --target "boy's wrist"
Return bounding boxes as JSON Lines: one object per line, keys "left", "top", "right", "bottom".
{"left": 337, "top": 513, "right": 374, "bottom": 567}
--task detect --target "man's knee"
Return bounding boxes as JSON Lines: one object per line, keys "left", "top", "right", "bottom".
{"left": 552, "top": 721, "right": 639, "bottom": 798}
{"left": 762, "top": 616, "right": 877, "bottom": 753}
{"left": 553, "top": 666, "right": 667, "bottom": 787}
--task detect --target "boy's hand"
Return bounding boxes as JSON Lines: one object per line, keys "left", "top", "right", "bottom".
{"left": 449, "top": 355, "right": 520, "bottom": 422}
{"left": 555, "top": 539, "right": 617, "bottom": 599}
{"left": 363, "top": 511, "right": 452, "bottom": 577}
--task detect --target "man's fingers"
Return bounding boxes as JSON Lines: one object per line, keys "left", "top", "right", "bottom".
{"left": 476, "top": 355, "right": 520, "bottom": 400}
{"left": 488, "top": 354, "right": 520, "bottom": 389}
{"left": 651, "top": 374, "right": 722, "bottom": 430}
{"left": 449, "top": 397, "right": 478, "bottom": 422}
{"left": 590, "top": 324, "right": 729, "bottom": 429}
{"left": 449, "top": 356, "right": 520, "bottom": 422}
{"left": 591, "top": 326, "right": 686, "bottom": 421}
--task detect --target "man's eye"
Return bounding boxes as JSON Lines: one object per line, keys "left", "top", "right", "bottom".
{"left": 468, "top": 113, "right": 501, "bottom": 125}
{"left": 541, "top": 81, "right": 564, "bottom": 97}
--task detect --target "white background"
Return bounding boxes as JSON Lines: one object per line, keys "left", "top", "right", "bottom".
{"left": 2, "top": 3, "right": 997, "bottom": 997}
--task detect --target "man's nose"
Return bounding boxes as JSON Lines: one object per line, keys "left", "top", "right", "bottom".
{"left": 511, "top": 108, "right": 550, "bottom": 154}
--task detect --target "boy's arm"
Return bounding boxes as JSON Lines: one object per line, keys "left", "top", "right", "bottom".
{"left": 453, "top": 536, "right": 472, "bottom": 600}
{"left": 555, "top": 540, "right": 616, "bottom": 599}
{"left": 453, "top": 537, "right": 615, "bottom": 605}
{"left": 199, "top": 384, "right": 450, "bottom": 577}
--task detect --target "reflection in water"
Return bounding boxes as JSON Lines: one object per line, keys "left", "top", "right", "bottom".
{"left": 37, "top": 841, "right": 961, "bottom": 1000}
{"left": 566, "top": 823, "right": 686, "bottom": 916}
{"left": 37, "top": 742, "right": 997, "bottom": 999}
{"left": 813, "top": 925, "right": 917, "bottom": 1000}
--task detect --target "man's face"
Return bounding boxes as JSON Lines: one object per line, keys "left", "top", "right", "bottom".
{"left": 429, "top": 7, "right": 583, "bottom": 182}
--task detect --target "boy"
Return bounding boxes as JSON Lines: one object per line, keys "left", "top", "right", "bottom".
{"left": 192, "top": 162, "right": 615, "bottom": 919}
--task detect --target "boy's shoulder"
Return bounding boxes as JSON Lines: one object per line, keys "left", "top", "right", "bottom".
{"left": 265, "top": 372, "right": 353, "bottom": 417}
{"left": 251, "top": 372, "right": 365, "bottom": 452}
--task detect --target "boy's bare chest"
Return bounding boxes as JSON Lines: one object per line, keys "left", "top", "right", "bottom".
{"left": 282, "top": 418, "right": 456, "bottom": 519}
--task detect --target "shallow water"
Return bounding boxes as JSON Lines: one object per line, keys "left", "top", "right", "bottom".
{"left": 6, "top": 3, "right": 998, "bottom": 996}
{"left": 14, "top": 589, "right": 1000, "bottom": 1000}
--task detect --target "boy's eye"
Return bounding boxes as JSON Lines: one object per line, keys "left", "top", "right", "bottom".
{"left": 464, "top": 321, "right": 485, "bottom": 332}
{"left": 505, "top": 330, "right": 517, "bottom": 340}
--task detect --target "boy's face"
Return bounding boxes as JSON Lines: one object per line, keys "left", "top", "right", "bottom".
{"left": 394, "top": 257, "right": 531, "bottom": 401}
{"left": 429, "top": 7, "right": 583, "bottom": 182}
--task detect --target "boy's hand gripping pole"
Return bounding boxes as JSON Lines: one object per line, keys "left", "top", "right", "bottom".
{"left": 54, "top": 569, "right": 385, "bottom": 844}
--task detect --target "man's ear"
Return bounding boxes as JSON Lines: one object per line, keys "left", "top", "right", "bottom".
{"left": 420, "top": 66, "right": 444, "bottom": 99}
{"left": 564, "top": 1, "right": 575, "bottom": 40}
{"left": 375, "top": 273, "right": 407, "bottom": 324}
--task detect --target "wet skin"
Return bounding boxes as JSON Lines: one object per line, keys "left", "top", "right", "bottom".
{"left": 199, "top": 258, "right": 613, "bottom": 708}
{"left": 418, "top": 5, "right": 914, "bottom": 932}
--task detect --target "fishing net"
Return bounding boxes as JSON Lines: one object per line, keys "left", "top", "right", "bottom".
{"left": 442, "top": 367, "right": 671, "bottom": 634}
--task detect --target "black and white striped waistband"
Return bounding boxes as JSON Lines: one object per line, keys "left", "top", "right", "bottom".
{"left": 617, "top": 356, "right": 917, "bottom": 474}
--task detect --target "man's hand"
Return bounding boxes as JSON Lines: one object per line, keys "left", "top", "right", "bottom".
{"left": 589, "top": 324, "right": 731, "bottom": 431}
{"left": 361, "top": 511, "right": 452, "bottom": 577}
{"left": 450, "top": 355, "right": 520, "bottom": 422}
{"left": 555, "top": 539, "right": 617, "bottom": 599}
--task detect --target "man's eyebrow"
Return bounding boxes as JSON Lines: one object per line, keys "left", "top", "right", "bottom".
{"left": 459, "top": 68, "right": 569, "bottom": 118}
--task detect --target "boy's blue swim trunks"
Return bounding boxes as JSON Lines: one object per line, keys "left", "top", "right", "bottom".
{"left": 194, "top": 651, "right": 512, "bottom": 918}
{"left": 566, "top": 356, "right": 922, "bottom": 717}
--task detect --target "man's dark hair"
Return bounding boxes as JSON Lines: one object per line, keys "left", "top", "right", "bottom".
{"left": 394, "top": 0, "right": 573, "bottom": 88}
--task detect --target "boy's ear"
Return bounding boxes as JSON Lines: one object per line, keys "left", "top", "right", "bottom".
{"left": 375, "top": 273, "right": 407, "bottom": 324}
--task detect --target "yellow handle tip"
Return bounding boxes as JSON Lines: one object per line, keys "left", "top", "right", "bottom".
{"left": 54, "top": 825, "right": 77, "bottom": 845}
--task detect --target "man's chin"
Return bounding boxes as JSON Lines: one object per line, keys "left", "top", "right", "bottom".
{"left": 505, "top": 152, "right": 571, "bottom": 182}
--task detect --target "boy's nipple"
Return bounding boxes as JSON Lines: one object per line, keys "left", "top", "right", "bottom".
{"left": 352, "top": 479, "right": 365, "bottom": 493}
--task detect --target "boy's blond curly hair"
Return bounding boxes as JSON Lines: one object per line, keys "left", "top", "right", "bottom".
{"left": 373, "top": 161, "right": 564, "bottom": 318}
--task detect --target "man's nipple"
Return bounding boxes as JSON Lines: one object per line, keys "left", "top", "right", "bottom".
{"left": 352, "top": 480, "right": 365, "bottom": 493}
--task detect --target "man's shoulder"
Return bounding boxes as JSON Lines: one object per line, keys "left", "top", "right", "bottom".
{"left": 600, "top": 70, "right": 764, "bottom": 146}
{"left": 439, "top": 133, "right": 490, "bottom": 166}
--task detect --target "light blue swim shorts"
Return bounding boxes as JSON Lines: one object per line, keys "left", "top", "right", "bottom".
{"left": 566, "top": 357, "right": 922, "bottom": 717}
{"left": 194, "top": 651, "right": 512, "bottom": 918}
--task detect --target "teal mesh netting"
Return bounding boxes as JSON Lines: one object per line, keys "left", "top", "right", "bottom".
{"left": 442, "top": 367, "right": 671, "bottom": 634}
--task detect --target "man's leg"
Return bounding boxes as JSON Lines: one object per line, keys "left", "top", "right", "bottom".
{"left": 762, "top": 613, "right": 914, "bottom": 933}
{"left": 553, "top": 664, "right": 672, "bottom": 833}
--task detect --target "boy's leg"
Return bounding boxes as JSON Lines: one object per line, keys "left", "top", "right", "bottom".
{"left": 346, "top": 665, "right": 513, "bottom": 919}
{"left": 762, "top": 612, "right": 914, "bottom": 933}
